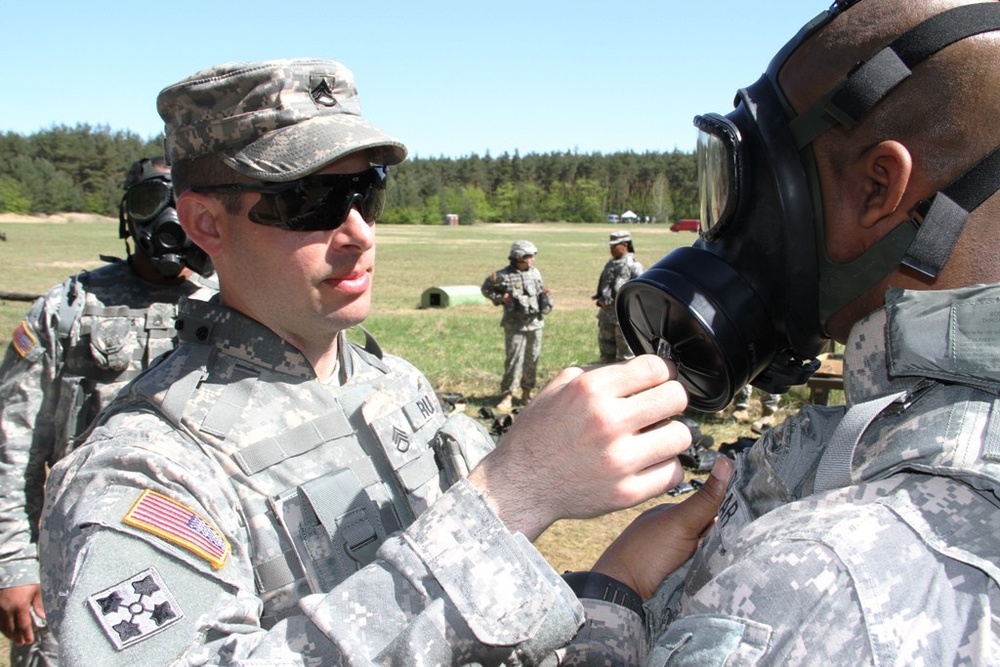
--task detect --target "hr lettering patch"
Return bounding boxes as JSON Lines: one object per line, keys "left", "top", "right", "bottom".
{"left": 123, "top": 490, "right": 230, "bottom": 569}
{"left": 87, "top": 567, "right": 183, "bottom": 651}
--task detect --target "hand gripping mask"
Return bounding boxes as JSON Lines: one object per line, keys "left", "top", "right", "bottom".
{"left": 617, "top": 1, "right": 1000, "bottom": 412}
{"left": 119, "top": 158, "right": 213, "bottom": 278}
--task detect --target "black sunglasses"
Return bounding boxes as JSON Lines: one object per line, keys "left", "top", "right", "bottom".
{"left": 190, "top": 166, "right": 388, "bottom": 232}
{"left": 124, "top": 178, "right": 175, "bottom": 223}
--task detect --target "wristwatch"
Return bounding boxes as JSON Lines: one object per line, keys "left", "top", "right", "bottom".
{"left": 562, "top": 571, "right": 645, "bottom": 622}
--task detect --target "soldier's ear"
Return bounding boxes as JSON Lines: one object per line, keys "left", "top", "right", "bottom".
{"left": 857, "top": 140, "right": 913, "bottom": 231}
{"left": 177, "top": 192, "right": 226, "bottom": 258}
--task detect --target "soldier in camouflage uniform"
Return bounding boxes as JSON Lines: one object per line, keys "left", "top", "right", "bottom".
{"left": 39, "top": 59, "right": 701, "bottom": 665}
{"left": 0, "top": 157, "right": 216, "bottom": 666}
{"left": 555, "top": 0, "right": 1000, "bottom": 663}
{"left": 594, "top": 230, "right": 643, "bottom": 363}
{"left": 481, "top": 240, "right": 552, "bottom": 412}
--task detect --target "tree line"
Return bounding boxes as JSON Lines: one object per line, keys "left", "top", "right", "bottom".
{"left": 0, "top": 124, "right": 698, "bottom": 224}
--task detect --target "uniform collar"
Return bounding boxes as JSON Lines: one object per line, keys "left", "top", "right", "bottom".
{"left": 175, "top": 297, "right": 318, "bottom": 380}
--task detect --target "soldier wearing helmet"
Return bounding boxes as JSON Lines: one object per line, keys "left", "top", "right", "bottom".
{"left": 481, "top": 240, "right": 552, "bottom": 411}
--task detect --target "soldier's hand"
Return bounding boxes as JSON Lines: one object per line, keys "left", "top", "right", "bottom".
{"left": 469, "top": 355, "right": 690, "bottom": 541}
{"left": 0, "top": 583, "right": 44, "bottom": 645}
{"left": 590, "top": 455, "right": 733, "bottom": 600}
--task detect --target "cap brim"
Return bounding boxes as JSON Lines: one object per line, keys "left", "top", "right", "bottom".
{"left": 222, "top": 114, "right": 407, "bottom": 182}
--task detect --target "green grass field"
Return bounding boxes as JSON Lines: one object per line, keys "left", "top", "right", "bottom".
{"left": 0, "top": 216, "right": 835, "bottom": 660}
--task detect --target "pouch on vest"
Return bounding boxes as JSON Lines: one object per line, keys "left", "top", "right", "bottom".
{"left": 88, "top": 317, "right": 137, "bottom": 372}
{"left": 272, "top": 468, "right": 388, "bottom": 594}
{"left": 144, "top": 302, "right": 178, "bottom": 365}
{"left": 433, "top": 413, "right": 496, "bottom": 485}
{"left": 364, "top": 381, "right": 445, "bottom": 519}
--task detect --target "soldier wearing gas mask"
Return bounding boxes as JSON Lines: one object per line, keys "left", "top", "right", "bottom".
{"left": 559, "top": 0, "right": 1000, "bottom": 663}
{"left": 0, "top": 157, "right": 216, "bottom": 666}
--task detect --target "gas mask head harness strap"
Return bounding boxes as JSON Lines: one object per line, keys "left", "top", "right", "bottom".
{"left": 119, "top": 158, "right": 212, "bottom": 279}
{"left": 617, "top": 1, "right": 1000, "bottom": 412}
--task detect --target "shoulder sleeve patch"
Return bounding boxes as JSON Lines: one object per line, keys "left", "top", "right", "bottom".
{"left": 11, "top": 320, "right": 38, "bottom": 357}
{"left": 123, "top": 490, "right": 231, "bottom": 570}
{"left": 87, "top": 567, "right": 184, "bottom": 651}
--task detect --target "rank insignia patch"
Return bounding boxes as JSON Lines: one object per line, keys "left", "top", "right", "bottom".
{"left": 87, "top": 567, "right": 183, "bottom": 651}
{"left": 11, "top": 320, "right": 37, "bottom": 357}
{"left": 123, "top": 490, "right": 230, "bottom": 569}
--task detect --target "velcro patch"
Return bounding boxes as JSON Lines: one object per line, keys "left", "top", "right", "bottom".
{"left": 87, "top": 567, "right": 183, "bottom": 651}
{"left": 11, "top": 320, "right": 37, "bottom": 357}
{"left": 123, "top": 490, "right": 230, "bottom": 569}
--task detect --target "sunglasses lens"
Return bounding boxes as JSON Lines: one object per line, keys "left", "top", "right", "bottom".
{"left": 248, "top": 168, "right": 387, "bottom": 231}
{"left": 126, "top": 181, "right": 173, "bottom": 222}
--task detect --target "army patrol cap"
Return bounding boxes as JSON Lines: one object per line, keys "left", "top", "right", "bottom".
{"left": 509, "top": 240, "right": 538, "bottom": 260}
{"left": 157, "top": 58, "right": 408, "bottom": 182}
{"left": 609, "top": 231, "right": 632, "bottom": 245}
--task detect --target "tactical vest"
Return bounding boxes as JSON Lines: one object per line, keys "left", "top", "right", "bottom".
{"left": 111, "top": 306, "right": 493, "bottom": 628}
{"left": 52, "top": 270, "right": 186, "bottom": 461}
{"left": 485, "top": 267, "right": 550, "bottom": 328}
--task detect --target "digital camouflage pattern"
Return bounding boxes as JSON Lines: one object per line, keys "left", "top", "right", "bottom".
{"left": 157, "top": 58, "right": 407, "bottom": 181}
{"left": 481, "top": 262, "right": 551, "bottom": 394}
{"left": 0, "top": 259, "right": 216, "bottom": 667}
{"left": 595, "top": 252, "right": 642, "bottom": 362}
{"left": 38, "top": 297, "right": 592, "bottom": 665}
{"left": 624, "top": 284, "right": 1000, "bottom": 664}
{"left": 0, "top": 259, "right": 216, "bottom": 591}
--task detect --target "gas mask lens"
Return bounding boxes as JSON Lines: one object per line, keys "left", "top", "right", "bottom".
{"left": 125, "top": 179, "right": 174, "bottom": 223}
{"left": 694, "top": 113, "right": 741, "bottom": 240}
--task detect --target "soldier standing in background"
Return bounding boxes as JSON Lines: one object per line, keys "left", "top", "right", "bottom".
{"left": 594, "top": 230, "right": 643, "bottom": 363}
{"left": 481, "top": 240, "right": 552, "bottom": 412}
{"left": 0, "top": 156, "right": 216, "bottom": 666}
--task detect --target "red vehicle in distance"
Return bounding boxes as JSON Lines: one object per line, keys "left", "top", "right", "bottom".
{"left": 670, "top": 218, "right": 700, "bottom": 232}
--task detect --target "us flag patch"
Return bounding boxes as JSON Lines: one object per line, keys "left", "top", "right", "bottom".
{"left": 123, "top": 490, "right": 230, "bottom": 569}
{"left": 11, "top": 320, "right": 37, "bottom": 357}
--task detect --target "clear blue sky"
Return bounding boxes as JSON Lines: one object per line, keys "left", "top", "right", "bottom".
{"left": 1, "top": 1, "right": 823, "bottom": 158}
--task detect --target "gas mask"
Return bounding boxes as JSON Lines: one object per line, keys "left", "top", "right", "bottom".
{"left": 617, "top": 1, "right": 1000, "bottom": 412}
{"left": 119, "top": 160, "right": 212, "bottom": 279}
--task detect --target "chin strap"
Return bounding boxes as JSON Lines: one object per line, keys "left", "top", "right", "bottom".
{"left": 902, "top": 146, "right": 1000, "bottom": 278}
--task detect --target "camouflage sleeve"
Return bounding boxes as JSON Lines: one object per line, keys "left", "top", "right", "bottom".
{"left": 555, "top": 599, "right": 646, "bottom": 665}
{"left": 653, "top": 470, "right": 1000, "bottom": 665}
{"left": 481, "top": 271, "right": 507, "bottom": 305}
{"left": 298, "top": 480, "right": 585, "bottom": 664}
{"left": 0, "top": 290, "right": 62, "bottom": 588}
{"left": 647, "top": 537, "right": 869, "bottom": 665}
{"left": 41, "top": 416, "right": 584, "bottom": 665}
{"left": 596, "top": 263, "right": 615, "bottom": 304}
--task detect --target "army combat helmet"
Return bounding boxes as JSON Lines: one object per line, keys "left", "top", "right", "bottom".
{"left": 508, "top": 240, "right": 538, "bottom": 261}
